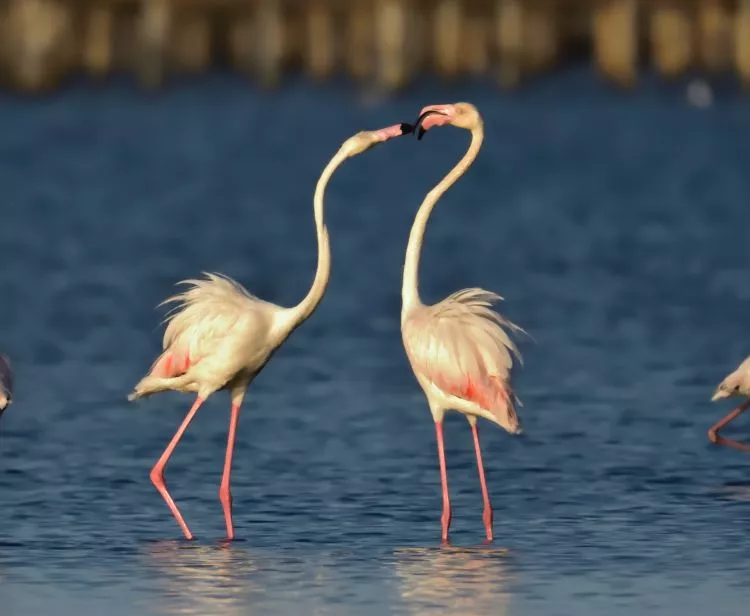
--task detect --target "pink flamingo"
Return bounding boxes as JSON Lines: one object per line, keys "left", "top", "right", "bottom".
{"left": 709, "top": 356, "right": 750, "bottom": 453}
{"left": 129, "top": 123, "right": 408, "bottom": 540}
{"left": 400, "top": 103, "right": 525, "bottom": 544}
{"left": 0, "top": 354, "right": 12, "bottom": 418}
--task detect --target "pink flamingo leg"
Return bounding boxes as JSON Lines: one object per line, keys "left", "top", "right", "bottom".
{"left": 709, "top": 400, "right": 750, "bottom": 453}
{"left": 470, "top": 422, "right": 494, "bottom": 542}
{"left": 150, "top": 396, "right": 205, "bottom": 540}
{"left": 435, "top": 421, "right": 452, "bottom": 544}
{"left": 220, "top": 403, "right": 241, "bottom": 540}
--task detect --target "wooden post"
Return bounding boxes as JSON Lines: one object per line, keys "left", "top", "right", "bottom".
{"left": 171, "top": 11, "right": 212, "bottom": 74}
{"left": 495, "top": 0, "right": 523, "bottom": 88}
{"left": 228, "top": 9, "right": 255, "bottom": 77}
{"left": 374, "top": 0, "right": 408, "bottom": 90}
{"left": 524, "top": 0, "right": 558, "bottom": 73}
{"left": 138, "top": 0, "right": 172, "bottom": 88}
{"left": 6, "top": 0, "right": 74, "bottom": 92}
{"left": 737, "top": 0, "right": 750, "bottom": 88}
{"left": 255, "top": 0, "right": 285, "bottom": 87}
{"left": 650, "top": 1, "right": 694, "bottom": 77}
{"left": 346, "top": 1, "right": 373, "bottom": 79}
{"left": 593, "top": 0, "right": 637, "bottom": 87}
{"left": 463, "top": 10, "right": 489, "bottom": 75}
{"left": 305, "top": 1, "right": 335, "bottom": 80}
{"left": 228, "top": 1, "right": 284, "bottom": 88}
{"left": 433, "top": 0, "right": 462, "bottom": 78}
{"left": 83, "top": 4, "right": 113, "bottom": 76}
{"left": 697, "top": 0, "right": 731, "bottom": 71}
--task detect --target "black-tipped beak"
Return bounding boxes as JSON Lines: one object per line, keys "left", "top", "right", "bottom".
{"left": 413, "top": 109, "right": 446, "bottom": 141}
{"left": 399, "top": 122, "right": 415, "bottom": 136}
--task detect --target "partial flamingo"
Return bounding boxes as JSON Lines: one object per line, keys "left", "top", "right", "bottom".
{"left": 400, "top": 103, "right": 525, "bottom": 544}
{"left": 709, "top": 356, "right": 750, "bottom": 453}
{"left": 0, "top": 354, "right": 13, "bottom": 418}
{"left": 129, "top": 123, "right": 408, "bottom": 540}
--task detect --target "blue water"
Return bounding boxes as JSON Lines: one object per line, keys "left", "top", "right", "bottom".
{"left": 1, "top": 69, "right": 750, "bottom": 615}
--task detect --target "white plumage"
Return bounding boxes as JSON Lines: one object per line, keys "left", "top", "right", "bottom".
{"left": 403, "top": 288, "right": 523, "bottom": 432}
{"left": 709, "top": 355, "right": 750, "bottom": 453}
{"left": 128, "top": 124, "right": 409, "bottom": 541}
{"left": 712, "top": 355, "right": 750, "bottom": 400}
{"left": 130, "top": 273, "right": 284, "bottom": 401}
{"left": 400, "top": 102, "right": 526, "bottom": 544}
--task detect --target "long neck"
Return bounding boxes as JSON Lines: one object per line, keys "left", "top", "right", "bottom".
{"left": 401, "top": 124, "right": 484, "bottom": 320}
{"left": 286, "top": 151, "right": 345, "bottom": 328}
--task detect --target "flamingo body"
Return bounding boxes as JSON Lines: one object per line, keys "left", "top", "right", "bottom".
{"left": 130, "top": 274, "right": 289, "bottom": 401}
{"left": 400, "top": 102, "right": 526, "bottom": 544}
{"left": 709, "top": 356, "right": 750, "bottom": 453}
{"left": 128, "top": 123, "right": 408, "bottom": 541}
{"left": 402, "top": 288, "right": 522, "bottom": 432}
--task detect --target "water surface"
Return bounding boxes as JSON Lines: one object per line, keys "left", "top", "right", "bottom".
{"left": 1, "top": 71, "right": 750, "bottom": 615}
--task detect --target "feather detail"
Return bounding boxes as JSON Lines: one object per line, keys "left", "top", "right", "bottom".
{"left": 403, "top": 287, "right": 524, "bottom": 429}
{"left": 148, "top": 348, "right": 192, "bottom": 378}
{"left": 139, "top": 273, "right": 277, "bottom": 389}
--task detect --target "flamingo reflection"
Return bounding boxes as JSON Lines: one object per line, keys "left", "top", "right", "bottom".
{"left": 393, "top": 546, "right": 514, "bottom": 616}
{"left": 141, "top": 542, "right": 261, "bottom": 616}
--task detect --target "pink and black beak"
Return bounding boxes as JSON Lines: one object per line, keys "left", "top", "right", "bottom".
{"left": 399, "top": 121, "right": 416, "bottom": 137}
{"left": 415, "top": 109, "right": 448, "bottom": 140}
{"left": 0, "top": 354, "right": 13, "bottom": 418}
{"left": 400, "top": 106, "right": 453, "bottom": 141}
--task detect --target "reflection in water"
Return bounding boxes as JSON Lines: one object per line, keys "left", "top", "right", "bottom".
{"left": 141, "top": 541, "right": 262, "bottom": 616}
{"left": 718, "top": 483, "right": 750, "bottom": 502}
{"left": 393, "top": 546, "right": 515, "bottom": 616}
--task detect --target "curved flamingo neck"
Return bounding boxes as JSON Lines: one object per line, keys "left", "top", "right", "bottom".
{"left": 401, "top": 123, "right": 484, "bottom": 321}
{"left": 286, "top": 151, "right": 343, "bottom": 330}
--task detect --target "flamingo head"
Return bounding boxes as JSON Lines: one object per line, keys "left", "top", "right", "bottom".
{"left": 712, "top": 373, "right": 742, "bottom": 402}
{"left": 409, "top": 102, "right": 481, "bottom": 140}
{"left": 711, "top": 373, "right": 740, "bottom": 402}
{"left": 339, "top": 123, "right": 412, "bottom": 157}
{"left": 712, "top": 357, "right": 750, "bottom": 401}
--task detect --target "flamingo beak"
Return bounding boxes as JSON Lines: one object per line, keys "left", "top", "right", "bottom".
{"left": 412, "top": 109, "right": 450, "bottom": 141}
{"left": 399, "top": 122, "right": 415, "bottom": 137}
{"left": 373, "top": 123, "right": 414, "bottom": 142}
{"left": 711, "top": 387, "right": 729, "bottom": 402}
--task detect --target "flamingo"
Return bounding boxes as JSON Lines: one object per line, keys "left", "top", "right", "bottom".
{"left": 0, "top": 354, "right": 12, "bottom": 417}
{"left": 709, "top": 356, "right": 750, "bottom": 453}
{"left": 399, "top": 103, "right": 525, "bottom": 544}
{"left": 128, "top": 123, "right": 408, "bottom": 540}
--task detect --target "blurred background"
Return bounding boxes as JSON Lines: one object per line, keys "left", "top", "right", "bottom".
{"left": 0, "top": 0, "right": 747, "bottom": 92}
{"left": 2, "top": 1, "right": 750, "bottom": 616}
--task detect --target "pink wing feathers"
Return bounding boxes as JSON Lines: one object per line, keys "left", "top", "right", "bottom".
{"left": 149, "top": 348, "right": 192, "bottom": 378}
{"left": 146, "top": 273, "right": 262, "bottom": 379}
{"left": 402, "top": 288, "right": 524, "bottom": 428}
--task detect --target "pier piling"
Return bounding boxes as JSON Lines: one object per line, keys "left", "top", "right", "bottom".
{"left": 0, "top": 0, "right": 748, "bottom": 92}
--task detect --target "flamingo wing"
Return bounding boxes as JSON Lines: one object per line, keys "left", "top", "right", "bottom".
{"left": 403, "top": 288, "right": 523, "bottom": 420}
{"left": 148, "top": 273, "right": 271, "bottom": 379}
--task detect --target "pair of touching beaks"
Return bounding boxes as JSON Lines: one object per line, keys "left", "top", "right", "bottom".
{"left": 398, "top": 109, "right": 447, "bottom": 141}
